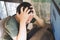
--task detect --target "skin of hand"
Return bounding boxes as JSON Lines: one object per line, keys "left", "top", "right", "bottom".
{"left": 31, "top": 6, "right": 45, "bottom": 27}
{"left": 16, "top": 7, "right": 31, "bottom": 23}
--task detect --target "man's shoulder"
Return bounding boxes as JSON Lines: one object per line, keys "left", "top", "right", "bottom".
{"left": 4, "top": 16, "right": 16, "bottom": 25}
{"left": 0, "top": 16, "right": 13, "bottom": 40}
{"left": 4, "top": 16, "right": 18, "bottom": 38}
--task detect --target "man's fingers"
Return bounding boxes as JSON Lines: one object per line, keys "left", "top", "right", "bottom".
{"left": 26, "top": 9, "right": 30, "bottom": 14}
{"left": 21, "top": 7, "right": 23, "bottom": 13}
{"left": 28, "top": 12, "right": 33, "bottom": 16}
{"left": 30, "top": 6, "right": 33, "bottom": 8}
{"left": 30, "top": 6, "right": 35, "bottom": 13}
{"left": 24, "top": 7, "right": 28, "bottom": 12}
{"left": 32, "top": 8, "right": 35, "bottom": 11}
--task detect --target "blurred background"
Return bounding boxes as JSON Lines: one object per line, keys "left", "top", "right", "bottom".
{"left": 0, "top": 0, "right": 51, "bottom": 24}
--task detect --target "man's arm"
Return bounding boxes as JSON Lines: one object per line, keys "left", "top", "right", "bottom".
{"left": 34, "top": 15, "right": 45, "bottom": 27}
{"left": 31, "top": 6, "right": 45, "bottom": 27}
{"left": 13, "top": 7, "right": 32, "bottom": 40}
{"left": 17, "top": 22, "right": 27, "bottom": 40}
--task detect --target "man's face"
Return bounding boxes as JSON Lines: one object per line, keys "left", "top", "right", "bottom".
{"left": 26, "top": 13, "right": 34, "bottom": 24}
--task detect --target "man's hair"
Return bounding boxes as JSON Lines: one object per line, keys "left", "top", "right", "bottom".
{"left": 16, "top": 2, "right": 36, "bottom": 23}
{"left": 16, "top": 2, "right": 33, "bottom": 14}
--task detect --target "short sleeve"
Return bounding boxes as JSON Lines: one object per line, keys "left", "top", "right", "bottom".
{"left": 4, "top": 17, "right": 18, "bottom": 39}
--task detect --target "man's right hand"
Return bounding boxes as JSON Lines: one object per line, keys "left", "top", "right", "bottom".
{"left": 17, "top": 7, "right": 32, "bottom": 23}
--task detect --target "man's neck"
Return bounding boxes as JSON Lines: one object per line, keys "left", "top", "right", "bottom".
{"left": 14, "top": 15, "right": 20, "bottom": 23}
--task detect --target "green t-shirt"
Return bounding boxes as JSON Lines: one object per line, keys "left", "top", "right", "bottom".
{"left": 4, "top": 16, "right": 19, "bottom": 40}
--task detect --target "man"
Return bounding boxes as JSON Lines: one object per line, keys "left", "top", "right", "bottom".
{"left": 3, "top": 2, "right": 45, "bottom": 40}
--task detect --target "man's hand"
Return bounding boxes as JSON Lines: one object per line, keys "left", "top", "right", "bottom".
{"left": 30, "top": 6, "right": 45, "bottom": 27}
{"left": 30, "top": 6, "right": 37, "bottom": 18}
{"left": 17, "top": 7, "right": 31, "bottom": 23}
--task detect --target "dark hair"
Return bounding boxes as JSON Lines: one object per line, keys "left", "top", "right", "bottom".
{"left": 16, "top": 2, "right": 36, "bottom": 23}
{"left": 16, "top": 2, "right": 33, "bottom": 14}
